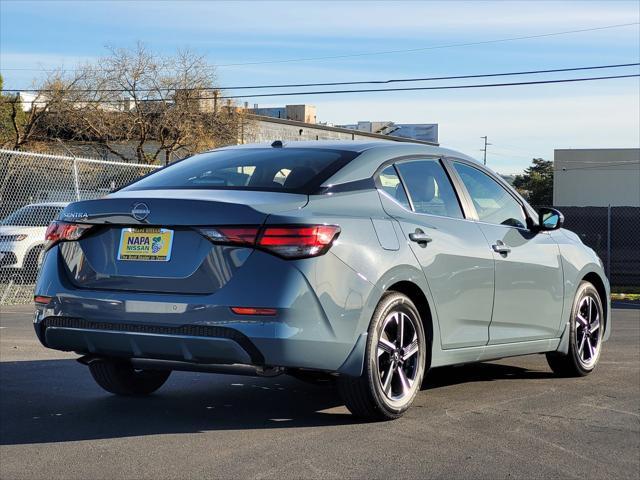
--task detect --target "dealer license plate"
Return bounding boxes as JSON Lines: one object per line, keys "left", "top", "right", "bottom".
{"left": 117, "top": 228, "right": 173, "bottom": 261}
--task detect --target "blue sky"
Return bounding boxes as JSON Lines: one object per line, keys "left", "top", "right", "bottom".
{"left": 1, "top": 0, "right": 639, "bottom": 172}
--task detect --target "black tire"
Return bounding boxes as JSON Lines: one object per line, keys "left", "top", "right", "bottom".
{"left": 546, "top": 281, "right": 604, "bottom": 377}
{"left": 337, "top": 292, "right": 427, "bottom": 420}
{"left": 88, "top": 358, "right": 171, "bottom": 396}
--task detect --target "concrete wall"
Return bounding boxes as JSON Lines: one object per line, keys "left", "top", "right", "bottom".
{"left": 241, "top": 116, "right": 437, "bottom": 145}
{"left": 553, "top": 148, "right": 640, "bottom": 207}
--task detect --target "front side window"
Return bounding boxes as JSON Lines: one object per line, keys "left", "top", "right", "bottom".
{"left": 123, "top": 148, "right": 358, "bottom": 193}
{"left": 395, "top": 159, "right": 463, "bottom": 218}
{"left": 453, "top": 162, "right": 527, "bottom": 228}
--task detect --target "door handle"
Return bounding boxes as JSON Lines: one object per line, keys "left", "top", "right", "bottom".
{"left": 409, "top": 229, "right": 432, "bottom": 245}
{"left": 492, "top": 240, "right": 511, "bottom": 255}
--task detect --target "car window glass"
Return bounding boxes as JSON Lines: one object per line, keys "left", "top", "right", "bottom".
{"left": 378, "top": 165, "right": 410, "bottom": 209}
{"left": 396, "top": 160, "right": 463, "bottom": 218}
{"left": 273, "top": 168, "right": 292, "bottom": 186}
{"left": 453, "top": 162, "right": 527, "bottom": 228}
{"left": 123, "top": 148, "right": 358, "bottom": 193}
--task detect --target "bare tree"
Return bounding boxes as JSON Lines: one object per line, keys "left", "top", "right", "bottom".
{"left": 9, "top": 44, "right": 243, "bottom": 163}
{"left": 1, "top": 70, "right": 91, "bottom": 150}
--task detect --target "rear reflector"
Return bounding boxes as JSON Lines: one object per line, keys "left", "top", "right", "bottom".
{"left": 231, "top": 307, "right": 277, "bottom": 316}
{"left": 45, "top": 221, "right": 94, "bottom": 250}
{"left": 199, "top": 224, "right": 340, "bottom": 259}
{"left": 34, "top": 295, "right": 52, "bottom": 305}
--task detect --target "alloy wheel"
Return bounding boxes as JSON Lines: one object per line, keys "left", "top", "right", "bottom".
{"left": 574, "top": 294, "right": 602, "bottom": 369}
{"left": 376, "top": 311, "right": 421, "bottom": 402}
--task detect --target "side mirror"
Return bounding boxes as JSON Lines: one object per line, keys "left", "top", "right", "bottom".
{"left": 537, "top": 207, "right": 564, "bottom": 231}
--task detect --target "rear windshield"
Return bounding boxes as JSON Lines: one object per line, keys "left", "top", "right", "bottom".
{"left": 1, "top": 205, "right": 64, "bottom": 226}
{"left": 122, "top": 148, "right": 359, "bottom": 194}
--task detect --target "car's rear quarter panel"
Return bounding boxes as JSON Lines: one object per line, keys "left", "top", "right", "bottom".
{"left": 266, "top": 189, "right": 434, "bottom": 357}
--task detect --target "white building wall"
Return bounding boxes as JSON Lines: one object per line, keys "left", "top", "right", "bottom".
{"left": 553, "top": 148, "right": 640, "bottom": 207}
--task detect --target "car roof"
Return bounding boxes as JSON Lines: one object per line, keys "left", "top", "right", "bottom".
{"left": 218, "top": 140, "right": 474, "bottom": 157}
{"left": 218, "top": 140, "right": 394, "bottom": 153}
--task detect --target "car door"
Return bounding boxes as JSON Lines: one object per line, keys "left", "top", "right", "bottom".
{"left": 377, "top": 159, "right": 495, "bottom": 349}
{"left": 449, "top": 160, "right": 564, "bottom": 344}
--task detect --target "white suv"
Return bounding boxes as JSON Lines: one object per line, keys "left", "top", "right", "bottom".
{"left": 0, "top": 202, "right": 68, "bottom": 280}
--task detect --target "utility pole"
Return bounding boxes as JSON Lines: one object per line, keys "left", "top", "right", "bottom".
{"left": 480, "top": 136, "right": 491, "bottom": 165}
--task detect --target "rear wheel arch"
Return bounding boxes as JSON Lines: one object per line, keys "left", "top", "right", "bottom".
{"left": 386, "top": 281, "right": 433, "bottom": 368}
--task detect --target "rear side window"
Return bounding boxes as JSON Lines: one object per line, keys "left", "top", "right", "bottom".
{"left": 396, "top": 160, "right": 463, "bottom": 218}
{"left": 122, "top": 148, "right": 358, "bottom": 194}
{"left": 378, "top": 165, "right": 410, "bottom": 209}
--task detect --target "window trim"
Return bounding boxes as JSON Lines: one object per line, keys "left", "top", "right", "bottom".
{"left": 392, "top": 156, "right": 471, "bottom": 220}
{"left": 374, "top": 155, "right": 476, "bottom": 219}
{"left": 372, "top": 161, "right": 413, "bottom": 212}
{"left": 445, "top": 157, "right": 534, "bottom": 231}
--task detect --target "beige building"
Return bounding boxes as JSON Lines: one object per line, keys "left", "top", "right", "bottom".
{"left": 553, "top": 148, "right": 640, "bottom": 207}
{"left": 247, "top": 104, "right": 317, "bottom": 124}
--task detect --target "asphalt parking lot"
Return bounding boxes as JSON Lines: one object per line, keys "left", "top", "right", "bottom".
{"left": 0, "top": 305, "right": 638, "bottom": 479}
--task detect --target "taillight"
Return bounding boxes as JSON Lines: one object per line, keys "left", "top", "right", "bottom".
{"left": 258, "top": 225, "right": 340, "bottom": 258}
{"left": 199, "top": 225, "right": 340, "bottom": 259}
{"left": 45, "top": 221, "right": 93, "bottom": 250}
{"left": 199, "top": 227, "right": 259, "bottom": 245}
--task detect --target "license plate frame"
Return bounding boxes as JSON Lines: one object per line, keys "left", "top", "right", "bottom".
{"left": 117, "top": 228, "right": 174, "bottom": 262}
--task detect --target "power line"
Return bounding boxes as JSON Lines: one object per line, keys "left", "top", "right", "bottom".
{"left": 204, "top": 74, "right": 640, "bottom": 99}
{"left": 2, "top": 74, "right": 637, "bottom": 105}
{"left": 1, "top": 22, "right": 638, "bottom": 73}
{"left": 4, "top": 62, "right": 638, "bottom": 93}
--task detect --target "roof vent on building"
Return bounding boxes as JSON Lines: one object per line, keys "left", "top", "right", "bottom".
{"left": 271, "top": 140, "right": 284, "bottom": 148}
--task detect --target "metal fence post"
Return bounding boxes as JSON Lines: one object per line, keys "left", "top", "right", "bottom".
{"left": 607, "top": 204, "right": 611, "bottom": 280}
{"left": 0, "top": 148, "right": 161, "bottom": 306}
{"left": 72, "top": 158, "right": 81, "bottom": 201}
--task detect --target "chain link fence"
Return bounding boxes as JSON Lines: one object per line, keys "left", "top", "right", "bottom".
{"left": 0, "top": 149, "right": 160, "bottom": 305}
{"left": 553, "top": 206, "right": 640, "bottom": 290}
{"left": 1, "top": 149, "right": 638, "bottom": 305}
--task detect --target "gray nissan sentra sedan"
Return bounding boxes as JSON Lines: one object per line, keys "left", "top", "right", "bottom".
{"left": 34, "top": 141, "right": 610, "bottom": 420}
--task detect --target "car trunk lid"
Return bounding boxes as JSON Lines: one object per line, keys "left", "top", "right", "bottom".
{"left": 56, "top": 190, "right": 307, "bottom": 294}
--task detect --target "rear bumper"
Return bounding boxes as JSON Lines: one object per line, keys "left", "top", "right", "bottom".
{"left": 37, "top": 317, "right": 260, "bottom": 365}
{"left": 34, "top": 245, "right": 378, "bottom": 375}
